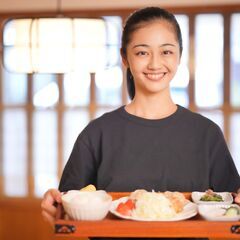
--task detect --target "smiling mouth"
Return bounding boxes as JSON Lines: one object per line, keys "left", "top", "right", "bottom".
{"left": 144, "top": 73, "right": 166, "bottom": 81}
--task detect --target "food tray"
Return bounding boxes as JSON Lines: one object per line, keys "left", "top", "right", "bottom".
{"left": 54, "top": 192, "right": 240, "bottom": 238}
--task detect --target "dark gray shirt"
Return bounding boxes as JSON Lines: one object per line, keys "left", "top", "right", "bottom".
{"left": 59, "top": 105, "right": 240, "bottom": 240}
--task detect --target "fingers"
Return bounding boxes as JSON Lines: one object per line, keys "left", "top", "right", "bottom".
{"left": 41, "top": 200, "right": 58, "bottom": 217}
{"left": 42, "top": 209, "right": 55, "bottom": 227}
{"left": 52, "top": 189, "right": 63, "bottom": 203}
{"left": 56, "top": 203, "right": 65, "bottom": 219}
{"left": 235, "top": 193, "right": 240, "bottom": 204}
{"left": 41, "top": 189, "right": 63, "bottom": 225}
{"left": 43, "top": 189, "right": 62, "bottom": 204}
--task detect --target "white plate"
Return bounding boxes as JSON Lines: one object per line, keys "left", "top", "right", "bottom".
{"left": 198, "top": 204, "right": 240, "bottom": 221}
{"left": 110, "top": 197, "right": 198, "bottom": 221}
{"left": 191, "top": 191, "right": 233, "bottom": 205}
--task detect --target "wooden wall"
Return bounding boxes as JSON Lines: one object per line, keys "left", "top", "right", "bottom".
{"left": 0, "top": 198, "right": 54, "bottom": 240}
{"left": 0, "top": 198, "right": 85, "bottom": 240}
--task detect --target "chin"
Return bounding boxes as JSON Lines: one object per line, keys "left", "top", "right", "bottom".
{"left": 146, "top": 83, "right": 170, "bottom": 93}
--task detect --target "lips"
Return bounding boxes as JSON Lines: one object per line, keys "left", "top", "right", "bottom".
{"left": 144, "top": 72, "right": 166, "bottom": 81}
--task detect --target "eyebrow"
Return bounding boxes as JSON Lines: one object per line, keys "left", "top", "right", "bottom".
{"left": 132, "top": 43, "right": 176, "bottom": 49}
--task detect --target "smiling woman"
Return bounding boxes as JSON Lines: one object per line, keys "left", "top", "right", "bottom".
{"left": 1, "top": 4, "right": 240, "bottom": 240}
{"left": 0, "top": 2, "right": 240, "bottom": 201}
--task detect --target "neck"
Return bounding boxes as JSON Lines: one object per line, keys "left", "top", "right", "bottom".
{"left": 125, "top": 88, "right": 177, "bottom": 119}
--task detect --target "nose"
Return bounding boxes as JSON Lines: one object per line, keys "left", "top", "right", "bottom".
{"left": 147, "top": 53, "right": 162, "bottom": 70}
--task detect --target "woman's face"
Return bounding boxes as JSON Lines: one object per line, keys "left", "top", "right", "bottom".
{"left": 123, "top": 20, "right": 180, "bottom": 97}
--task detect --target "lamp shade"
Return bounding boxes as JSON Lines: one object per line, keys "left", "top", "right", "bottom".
{"left": 3, "top": 18, "right": 107, "bottom": 73}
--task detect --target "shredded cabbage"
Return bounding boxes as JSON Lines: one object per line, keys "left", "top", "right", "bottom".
{"left": 132, "top": 192, "right": 177, "bottom": 219}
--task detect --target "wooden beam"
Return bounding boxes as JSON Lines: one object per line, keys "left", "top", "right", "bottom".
{"left": 57, "top": 73, "right": 64, "bottom": 180}
{"left": 0, "top": 19, "right": 3, "bottom": 197}
{"left": 188, "top": 14, "right": 196, "bottom": 111}
{"left": 27, "top": 74, "right": 34, "bottom": 197}
{"left": 223, "top": 13, "right": 231, "bottom": 111}
{"left": 89, "top": 72, "right": 96, "bottom": 119}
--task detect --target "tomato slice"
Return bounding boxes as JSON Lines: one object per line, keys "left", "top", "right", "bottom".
{"left": 116, "top": 199, "right": 135, "bottom": 216}
{"left": 125, "top": 199, "right": 135, "bottom": 209}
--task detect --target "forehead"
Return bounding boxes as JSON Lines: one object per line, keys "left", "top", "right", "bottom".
{"left": 129, "top": 20, "right": 178, "bottom": 45}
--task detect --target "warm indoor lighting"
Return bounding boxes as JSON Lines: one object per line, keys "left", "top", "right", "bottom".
{"left": 3, "top": 18, "right": 107, "bottom": 73}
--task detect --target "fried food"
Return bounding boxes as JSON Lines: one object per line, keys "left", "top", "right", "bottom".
{"left": 80, "top": 184, "right": 96, "bottom": 192}
{"left": 164, "top": 191, "right": 188, "bottom": 213}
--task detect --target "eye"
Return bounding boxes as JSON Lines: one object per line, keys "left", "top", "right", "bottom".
{"left": 162, "top": 50, "right": 173, "bottom": 55}
{"left": 136, "top": 51, "right": 148, "bottom": 56}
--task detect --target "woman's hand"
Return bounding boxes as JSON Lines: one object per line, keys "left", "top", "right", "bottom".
{"left": 234, "top": 188, "right": 240, "bottom": 204}
{"left": 41, "top": 189, "right": 63, "bottom": 226}
{"left": 232, "top": 188, "right": 240, "bottom": 204}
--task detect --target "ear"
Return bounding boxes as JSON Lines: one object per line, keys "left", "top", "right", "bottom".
{"left": 120, "top": 48, "right": 129, "bottom": 68}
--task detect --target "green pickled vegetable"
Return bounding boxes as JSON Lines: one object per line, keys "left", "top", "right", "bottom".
{"left": 224, "top": 207, "right": 239, "bottom": 216}
{"left": 200, "top": 193, "right": 223, "bottom": 202}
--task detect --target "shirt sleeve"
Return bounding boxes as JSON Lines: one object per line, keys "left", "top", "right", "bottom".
{"left": 208, "top": 124, "right": 240, "bottom": 192}
{"left": 58, "top": 134, "right": 97, "bottom": 192}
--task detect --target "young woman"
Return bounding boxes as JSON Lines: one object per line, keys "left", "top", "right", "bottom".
{"left": 41, "top": 7, "right": 240, "bottom": 239}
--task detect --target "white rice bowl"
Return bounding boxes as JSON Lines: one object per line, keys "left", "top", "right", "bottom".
{"left": 61, "top": 190, "right": 112, "bottom": 220}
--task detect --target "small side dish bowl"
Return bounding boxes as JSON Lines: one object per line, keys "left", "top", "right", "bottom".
{"left": 191, "top": 191, "right": 233, "bottom": 205}
{"left": 61, "top": 190, "right": 112, "bottom": 221}
{"left": 198, "top": 204, "right": 240, "bottom": 221}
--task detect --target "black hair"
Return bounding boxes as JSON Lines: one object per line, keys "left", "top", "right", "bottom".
{"left": 121, "top": 7, "right": 183, "bottom": 100}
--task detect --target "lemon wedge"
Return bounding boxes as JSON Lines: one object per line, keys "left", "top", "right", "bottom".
{"left": 80, "top": 184, "right": 96, "bottom": 192}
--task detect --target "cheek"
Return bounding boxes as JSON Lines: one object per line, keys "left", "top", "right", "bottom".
{"left": 130, "top": 56, "right": 148, "bottom": 70}
{"left": 127, "top": 57, "right": 142, "bottom": 72}
{"left": 168, "top": 58, "right": 180, "bottom": 71}
{"left": 130, "top": 63, "right": 145, "bottom": 75}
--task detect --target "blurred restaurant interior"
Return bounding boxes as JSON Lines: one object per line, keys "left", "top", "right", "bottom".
{"left": 0, "top": 0, "right": 240, "bottom": 239}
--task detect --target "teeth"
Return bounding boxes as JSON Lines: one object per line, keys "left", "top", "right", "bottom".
{"left": 145, "top": 73, "right": 165, "bottom": 80}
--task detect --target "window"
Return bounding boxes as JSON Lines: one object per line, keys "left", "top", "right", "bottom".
{"left": 1, "top": 16, "right": 123, "bottom": 197}
{"left": 34, "top": 74, "right": 58, "bottom": 108}
{"left": 64, "top": 72, "right": 90, "bottom": 106}
{"left": 195, "top": 14, "right": 224, "bottom": 108}
{"left": 96, "top": 66, "right": 123, "bottom": 106}
{"left": 230, "top": 113, "right": 240, "bottom": 173}
{"left": 64, "top": 16, "right": 122, "bottom": 108}
{"left": 170, "top": 15, "right": 189, "bottom": 107}
{"left": 3, "top": 70, "right": 27, "bottom": 105}
{"left": 230, "top": 14, "right": 240, "bottom": 107}
{"left": 3, "top": 109, "right": 27, "bottom": 196}
{"left": 33, "top": 110, "right": 58, "bottom": 196}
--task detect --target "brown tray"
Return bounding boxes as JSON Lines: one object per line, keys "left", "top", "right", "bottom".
{"left": 54, "top": 192, "right": 240, "bottom": 238}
